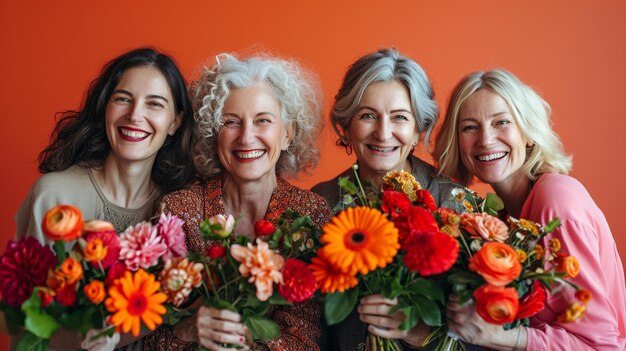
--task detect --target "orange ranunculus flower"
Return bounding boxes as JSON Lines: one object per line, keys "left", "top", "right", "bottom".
{"left": 83, "top": 238, "right": 108, "bottom": 262}
{"left": 575, "top": 290, "right": 592, "bottom": 304}
{"left": 42, "top": 205, "right": 83, "bottom": 242}
{"left": 461, "top": 213, "right": 509, "bottom": 242}
{"left": 474, "top": 284, "right": 519, "bottom": 325}
{"left": 83, "top": 219, "right": 115, "bottom": 233}
{"left": 60, "top": 257, "right": 84, "bottom": 285}
{"left": 556, "top": 254, "right": 580, "bottom": 278}
{"left": 558, "top": 302, "right": 587, "bottom": 322}
{"left": 469, "top": 242, "right": 522, "bottom": 287}
{"left": 47, "top": 269, "right": 66, "bottom": 291}
{"left": 84, "top": 280, "right": 106, "bottom": 304}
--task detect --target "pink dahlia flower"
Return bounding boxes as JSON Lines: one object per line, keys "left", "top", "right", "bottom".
{"left": 119, "top": 222, "right": 167, "bottom": 271}
{"left": 0, "top": 237, "right": 57, "bottom": 306}
{"left": 157, "top": 213, "right": 187, "bottom": 260}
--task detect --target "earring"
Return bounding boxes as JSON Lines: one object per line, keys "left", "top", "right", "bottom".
{"left": 336, "top": 137, "right": 353, "bottom": 155}
{"left": 345, "top": 142, "right": 353, "bottom": 156}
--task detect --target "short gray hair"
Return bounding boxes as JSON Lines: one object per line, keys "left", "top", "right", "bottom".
{"left": 191, "top": 53, "right": 323, "bottom": 179}
{"left": 331, "top": 48, "right": 438, "bottom": 150}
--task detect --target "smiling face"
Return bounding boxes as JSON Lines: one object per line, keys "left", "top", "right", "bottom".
{"left": 457, "top": 88, "right": 530, "bottom": 189}
{"left": 105, "top": 65, "right": 180, "bottom": 166}
{"left": 217, "top": 83, "right": 292, "bottom": 185}
{"left": 347, "top": 80, "right": 419, "bottom": 181}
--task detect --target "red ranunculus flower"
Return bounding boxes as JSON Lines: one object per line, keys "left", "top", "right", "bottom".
{"left": 415, "top": 190, "right": 436, "bottom": 212}
{"left": 105, "top": 261, "right": 128, "bottom": 286}
{"left": 37, "top": 287, "right": 55, "bottom": 307}
{"left": 516, "top": 281, "right": 547, "bottom": 319}
{"left": 279, "top": 259, "right": 317, "bottom": 302}
{"left": 56, "top": 283, "right": 77, "bottom": 306}
{"left": 254, "top": 220, "right": 275, "bottom": 237}
{"left": 381, "top": 191, "right": 411, "bottom": 219}
{"left": 0, "top": 237, "right": 57, "bottom": 306}
{"left": 207, "top": 245, "right": 226, "bottom": 259}
{"left": 403, "top": 231, "right": 459, "bottom": 276}
{"left": 394, "top": 206, "right": 439, "bottom": 244}
{"left": 474, "top": 284, "right": 519, "bottom": 325}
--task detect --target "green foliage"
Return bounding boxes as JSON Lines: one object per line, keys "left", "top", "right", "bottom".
{"left": 324, "top": 288, "right": 358, "bottom": 326}
{"left": 246, "top": 315, "right": 280, "bottom": 340}
{"left": 15, "top": 332, "right": 48, "bottom": 351}
{"left": 21, "top": 290, "right": 58, "bottom": 339}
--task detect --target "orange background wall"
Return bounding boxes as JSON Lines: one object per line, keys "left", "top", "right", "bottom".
{"left": 1, "top": 0, "right": 625, "bottom": 347}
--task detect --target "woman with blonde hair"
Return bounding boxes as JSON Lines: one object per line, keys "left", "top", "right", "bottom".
{"left": 435, "top": 68, "right": 626, "bottom": 350}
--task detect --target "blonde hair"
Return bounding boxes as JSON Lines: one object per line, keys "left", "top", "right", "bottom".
{"left": 191, "top": 53, "right": 323, "bottom": 179}
{"left": 435, "top": 69, "right": 572, "bottom": 186}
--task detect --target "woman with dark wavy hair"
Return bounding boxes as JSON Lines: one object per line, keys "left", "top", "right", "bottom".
{"left": 16, "top": 47, "right": 195, "bottom": 243}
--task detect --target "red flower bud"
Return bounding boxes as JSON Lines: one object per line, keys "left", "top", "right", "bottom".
{"left": 254, "top": 220, "right": 275, "bottom": 237}
{"left": 207, "top": 245, "right": 226, "bottom": 259}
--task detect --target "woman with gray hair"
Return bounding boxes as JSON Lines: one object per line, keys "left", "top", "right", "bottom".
{"left": 312, "top": 48, "right": 465, "bottom": 350}
{"left": 436, "top": 69, "right": 625, "bottom": 350}
{"left": 145, "top": 53, "right": 332, "bottom": 350}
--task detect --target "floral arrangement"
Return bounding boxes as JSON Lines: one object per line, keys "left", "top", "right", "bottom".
{"left": 0, "top": 205, "right": 200, "bottom": 351}
{"left": 309, "top": 166, "right": 461, "bottom": 350}
{"left": 430, "top": 189, "right": 591, "bottom": 350}
{"left": 193, "top": 209, "right": 320, "bottom": 344}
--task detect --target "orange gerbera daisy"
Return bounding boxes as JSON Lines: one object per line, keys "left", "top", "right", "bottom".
{"left": 309, "top": 251, "right": 358, "bottom": 293}
{"left": 321, "top": 207, "right": 399, "bottom": 276}
{"left": 105, "top": 269, "right": 167, "bottom": 336}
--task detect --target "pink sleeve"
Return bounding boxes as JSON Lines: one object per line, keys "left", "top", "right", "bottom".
{"left": 526, "top": 218, "right": 625, "bottom": 350}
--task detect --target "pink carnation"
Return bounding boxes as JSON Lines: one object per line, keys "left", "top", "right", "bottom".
{"left": 461, "top": 213, "right": 509, "bottom": 242}
{"left": 158, "top": 213, "right": 188, "bottom": 260}
{"left": 230, "top": 239, "right": 284, "bottom": 302}
{"left": 0, "top": 237, "right": 57, "bottom": 306}
{"left": 119, "top": 222, "right": 167, "bottom": 271}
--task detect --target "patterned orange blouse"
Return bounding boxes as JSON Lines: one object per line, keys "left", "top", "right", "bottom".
{"left": 144, "top": 176, "right": 332, "bottom": 351}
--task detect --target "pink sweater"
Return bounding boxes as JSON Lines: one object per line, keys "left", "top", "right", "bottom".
{"left": 522, "top": 173, "right": 626, "bottom": 350}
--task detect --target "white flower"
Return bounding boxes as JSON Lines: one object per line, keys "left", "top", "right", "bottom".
{"left": 207, "top": 214, "right": 235, "bottom": 238}
{"left": 81, "top": 327, "right": 120, "bottom": 351}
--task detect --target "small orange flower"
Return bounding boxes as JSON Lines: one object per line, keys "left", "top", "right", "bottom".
{"left": 84, "top": 238, "right": 108, "bottom": 262}
{"left": 42, "top": 204, "right": 83, "bottom": 242}
{"left": 533, "top": 245, "right": 545, "bottom": 260}
{"left": 309, "top": 252, "right": 358, "bottom": 293}
{"left": 382, "top": 170, "right": 421, "bottom": 201}
{"left": 575, "top": 290, "right": 592, "bottom": 304}
{"left": 516, "top": 249, "right": 528, "bottom": 263}
{"left": 321, "top": 207, "right": 399, "bottom": 276}
{"left": 105, "top": 269, "right": 167, "bottom": 336}
{"left": 469, "top": 242, "right": 522, "bottom": 287}
{"left": 84, "top": 280, "right": 106, "bottom": 304}
{"left": 47, "top": 269, "right": 66, "bottom": 291}
{"left": 518, "top": 219, "right": 540, "bottom": 236}
{"left": 556, "top": 254, "right": 580, "bottom": 278}
{"left": 549, "top": 238, "right": 561, "bottom": 253}
{"left": 60, "top": 257, "right": 84, "bottom": 285}
{"left": 558, "top": 302, "right": 587, "bottom": 322}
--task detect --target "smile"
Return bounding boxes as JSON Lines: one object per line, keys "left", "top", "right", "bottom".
{"left": 367, "top": 145, "right": 399, "bottom": 152}
{"left": 234, "top": 150, "right": 266, "bottom": 159}
{"left": 119, "top": 127, "right": 150, "bottom": 140}
{"left": 476, "top": 152, "right": 507, "bottom": 162}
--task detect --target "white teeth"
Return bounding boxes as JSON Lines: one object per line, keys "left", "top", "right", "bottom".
{"left": 368, "top": 145, "right": 397, "bottom": 152}
{"left": 477, "top": 152, "right": 507, "bottom": 161}
{"left": 120, "top": 129, "right": 149, "bottom": 139}
{"left": 235, "top": 150, "right": 265, "bottom": 159}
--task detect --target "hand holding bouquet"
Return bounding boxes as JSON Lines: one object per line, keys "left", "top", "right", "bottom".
{"left": 0, "top": 205, "right": 201, "bottom": 351}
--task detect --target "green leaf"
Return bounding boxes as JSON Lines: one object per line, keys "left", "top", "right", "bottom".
{"left": 23, "top": 309, "right": 58, "bottom": 339}
{"left": 16, "top": 332, "right": 49, "bottom": 351}
{"left": 482, "top": 193, "right": 504, "bottom": 215}
{"left": 246, "top": 315, "right": 280, "bottom": 340}
{"left": 414, "top": 296, "right": 443, "bottom": 327}
{"left": 52, "top": 241, "right": 67, "bottom": 265}
{"left": 406, "top": 278, "right": 444, "bottom": 304}
{"left": 544, "top": 218, "right": 561, "bottom": 233}
{"left": 324, "top": 288, "right": 358, "bottom": 326}
{"left": 447, "top": 271, "right": 482, "bottom": 286}
{"left": 338, "top": 177, "right": 358, "bottom": 195}
{"left": 397, "top": 305, "right": 420, "bottom": 331}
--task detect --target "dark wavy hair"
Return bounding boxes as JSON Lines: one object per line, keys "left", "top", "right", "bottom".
{"left": 38, "top": 47, "right": 195, "bottom": 192}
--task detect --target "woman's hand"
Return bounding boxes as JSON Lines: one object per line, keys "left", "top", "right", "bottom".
{"left": 174, "top": 306, "right": 250, "bottom": 350}
{"left": 447, "top": 294, "right": 524, "bottom": 350}
{"left": 358, "top": 294, "right": 430, "bottom": 347}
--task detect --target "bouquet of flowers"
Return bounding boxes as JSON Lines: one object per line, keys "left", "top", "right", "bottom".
{"left": 427, "top": 189, "right": 591, "bottom": 350}
{"left": 309, "top": 166, "right": 461, "bottom": 351}
{"left": 0, "top": 205, "right": 201, "bottom": 351}
{"left": 192, "top": 209, "right": 320, "bottom": 344}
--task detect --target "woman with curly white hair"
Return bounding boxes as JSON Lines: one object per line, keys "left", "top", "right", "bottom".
{"left": 144, "top": 53, "right": 332, "bottom": 351}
